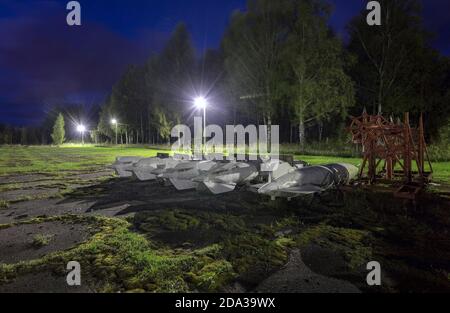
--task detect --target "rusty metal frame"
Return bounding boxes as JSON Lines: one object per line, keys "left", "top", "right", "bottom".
{"left": 348, "top": 112, "right": 432, "bottom": 186}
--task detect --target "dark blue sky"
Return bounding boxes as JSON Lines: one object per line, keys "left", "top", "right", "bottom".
{"left": 0, "top": 0, "right": 449, "bottom": 126}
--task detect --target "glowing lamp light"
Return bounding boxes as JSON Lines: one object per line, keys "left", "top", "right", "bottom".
{"left": 194, "top": 97, "right": 208, "bottom": 110}
{"left": 111, "top": 119, "right": 118, "bottom": 125}
{"left": 76, "top": 124, "right": 86, "bottom": 133}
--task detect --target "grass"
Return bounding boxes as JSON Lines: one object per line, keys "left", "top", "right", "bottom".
{"left": 296, "top": 155, "right": 449, "bottom": 184}
{"left": 0, "top": 145, "right": 448, "bottom": 183}
{"left": 0, "top": 145, "right": 163, "bottom": 176}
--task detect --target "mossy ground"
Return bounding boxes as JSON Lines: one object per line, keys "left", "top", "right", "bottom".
{"left": 292, "top": 190, "right": 450, "bottom": 292}
{"left": 133, "top": 206, "right": 298, "bottom": 290}
{"left": 297, "top": 224, "right": 372, "bottom": 271}
{"left": 2, "top": 186, "right": 449, "bottom": 293}
{"left": 0, "top": 212, "right": 291, "bottom": 292}
{"left": 1, "top": 145, "right": 449, "bottom": 293}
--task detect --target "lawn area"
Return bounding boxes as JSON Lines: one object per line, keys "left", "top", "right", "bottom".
{"left": 0, "top": 145, "right": 161, "bottom": 176}
{"left": 295, "top": 155, "right": 450, "bottom": 184}
{"left": 0, "top": 145, "right": 448, "bottom": 183}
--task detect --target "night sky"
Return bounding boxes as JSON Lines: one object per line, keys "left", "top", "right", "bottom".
{"left": 0, "top": 0, "right": 449, "bottom": 126}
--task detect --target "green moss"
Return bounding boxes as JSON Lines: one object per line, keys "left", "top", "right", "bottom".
{"left": 297, "top": 224, "right": 372, "bottom": 270}
{"left": 0, "top": 200, "right": 9, "bottom": 209}
{"left": 135, "top": 209, "right": 203, "bottom": 233}
{"left": 274, "top": 216, "right": 301, "bottom": 230}
{"left": 31, "top": 234, "right": 53, "bottom": 248}
{"left": 223, "top": 232, "right": 290, "bottom": 280}
{"left": 1, "top": 209, "right": 301, "bottom": 292}
{"left": 134, "top": 208, "right": 299, "bottom": 288}
{"left": 193, "top": 244, "right": 222, "bottom": 258}
{"left": 158, "top": 210, "right": 200, "bottom": 231}
{"left": 135, "top": 209, "right": 248, "bottom": 238}
{"left": 274, "top": 236, "right": 296, "bottom": 249}
{"left": 0, "top": 214, "right": 240, "bottom": 293}
{"left": 188, "top": 260, "right": 236, "bottom": 292}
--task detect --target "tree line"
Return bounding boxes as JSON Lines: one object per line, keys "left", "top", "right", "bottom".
{"left": 2, "top": 0, "right": 449, "bottom": 147}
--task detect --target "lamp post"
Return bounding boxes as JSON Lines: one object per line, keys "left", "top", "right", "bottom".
{"left": 194, "top": 97, "right": 208, "bottom": 154}
{"left": 77, "top": 124, "right": 86, "bottom": 145}
{"left": 111, "top": 119, "right": 118, "bottom": 145}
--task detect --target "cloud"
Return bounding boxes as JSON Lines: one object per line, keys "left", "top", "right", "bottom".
{"left": 0, "top": 0, "right": 164, "bottom": 125}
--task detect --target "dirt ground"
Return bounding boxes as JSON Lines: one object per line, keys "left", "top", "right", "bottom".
{"left": 0, "top": 221, "right": 89, "bottom": 264}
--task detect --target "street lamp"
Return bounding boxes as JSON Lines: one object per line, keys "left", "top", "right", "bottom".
{"left": 76, "top": 124, "right": 86, "bottom": 145}
{"left": 194, "top": 97, "right": 208, "bottom": 154}
{"left": 111, "top": 118, "right": 118, "bottom": 145}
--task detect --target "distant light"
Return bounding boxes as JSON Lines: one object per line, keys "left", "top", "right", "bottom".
{"left": 194, "top": 97, "right": 208, "bottom": 110}
{"left": 111, "top": 119, "right": 118, "bottom": 125}
{"left": 76, "top": 124, "right": 86, "bottom": 133}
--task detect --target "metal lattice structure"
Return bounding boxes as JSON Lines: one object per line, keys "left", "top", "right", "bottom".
{"left": 348, "top": 112, "right": 433, "bottom": 186}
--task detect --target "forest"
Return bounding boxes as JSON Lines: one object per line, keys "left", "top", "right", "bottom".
{"left": 1, "top": 0, "right": 449, "bottom": 153}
